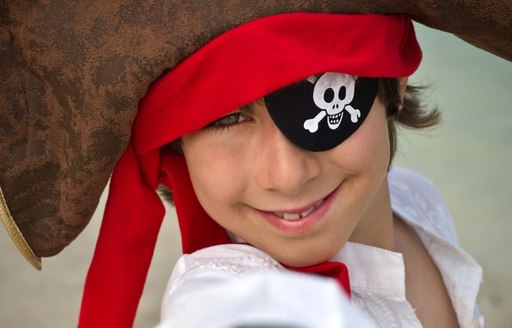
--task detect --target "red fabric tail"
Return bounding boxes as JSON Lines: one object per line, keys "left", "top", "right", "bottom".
{"left": 284, "top": 261, "right": 351, "bottom": 298}
{"left": 78, "top": 143, "right": 165, "bottom": 328}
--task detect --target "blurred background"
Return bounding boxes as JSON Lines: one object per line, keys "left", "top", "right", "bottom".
{"left": 1, "top": 23, "right": 511, "bottom": 327}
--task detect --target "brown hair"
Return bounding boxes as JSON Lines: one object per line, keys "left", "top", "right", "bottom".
{"left": 377, "top": 78, "right": 440, "bottom": 164}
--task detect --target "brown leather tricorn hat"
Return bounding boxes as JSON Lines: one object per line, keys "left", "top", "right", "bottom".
{"left": 1, "top": 0, "right": 510, "bottom": 269}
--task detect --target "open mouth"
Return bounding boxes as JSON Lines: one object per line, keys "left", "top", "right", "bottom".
{"left": 256, "top": 182, "right": 343, "bottom": 234}
{"left": 273, "top": 200, "right": 323, "bottom": 221}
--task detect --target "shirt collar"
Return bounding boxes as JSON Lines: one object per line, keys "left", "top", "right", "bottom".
{"left": 332, "top": 241, "right": 406, "bottom": 299}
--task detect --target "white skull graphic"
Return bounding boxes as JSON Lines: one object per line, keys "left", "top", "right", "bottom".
{"left": 312, "top": 73, "right": 356, "bottom": 130}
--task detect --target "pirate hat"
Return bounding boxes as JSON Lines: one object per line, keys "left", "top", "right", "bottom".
{"left": 1, "top": 0, "right": 509, "bottom": 272}
{"left": 2, "top": 1, "right": 397, "bottom": 268}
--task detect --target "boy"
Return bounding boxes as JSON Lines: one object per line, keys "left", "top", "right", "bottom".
{"left": 79, "top": 13, "right": 483, "bottom": 327}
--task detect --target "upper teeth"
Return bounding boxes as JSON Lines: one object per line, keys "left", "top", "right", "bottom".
{"left": 274, "top": 201, "right": 322, "bottom": 221}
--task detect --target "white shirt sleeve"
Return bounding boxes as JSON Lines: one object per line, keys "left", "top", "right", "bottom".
{"left": 156, "top": 244, "right": 378, "bottom": 328}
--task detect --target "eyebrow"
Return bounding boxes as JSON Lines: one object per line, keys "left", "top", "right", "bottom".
{"left": 240, "top": 98, "right": 264, "bottom": 113}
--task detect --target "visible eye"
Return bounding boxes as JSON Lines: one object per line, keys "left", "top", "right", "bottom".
{"left": 207, "top": 111, "right": 249, "bottom": 130}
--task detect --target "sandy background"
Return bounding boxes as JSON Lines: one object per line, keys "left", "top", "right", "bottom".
{"left": 1, "top": 23, "right": 511, "bottom": 327}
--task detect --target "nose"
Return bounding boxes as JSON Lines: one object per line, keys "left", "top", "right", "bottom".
{"left": 256, "top": 123, "right": 322, "bottom": 195}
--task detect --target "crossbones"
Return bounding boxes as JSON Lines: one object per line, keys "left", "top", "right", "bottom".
{"left": 304, "top": 73, "right": 361, "bottom": 133}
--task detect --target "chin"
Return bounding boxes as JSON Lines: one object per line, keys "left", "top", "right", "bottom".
{"left": 272, "top": 247, "right": 340, "bottom": 268}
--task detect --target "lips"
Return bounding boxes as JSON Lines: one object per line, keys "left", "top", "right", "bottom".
{"left": 256, "top": 183, "right": 342, "bottom": 233}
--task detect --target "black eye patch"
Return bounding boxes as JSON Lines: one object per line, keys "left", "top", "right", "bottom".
{"left": 264, "top": 73, "right": 379, "bottom": 152}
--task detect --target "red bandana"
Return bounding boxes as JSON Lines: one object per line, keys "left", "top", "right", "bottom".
{"left": 285, "top": 262, "right": 351, "bottom": 297}
{"left": 79, "top": 13, "right": 421, "bottom": 327}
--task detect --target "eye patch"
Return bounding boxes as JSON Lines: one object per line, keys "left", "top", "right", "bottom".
{"left": 264, "top": 73, "right": 379, "bottom": 152}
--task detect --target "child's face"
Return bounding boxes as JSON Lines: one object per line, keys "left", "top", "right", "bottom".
{"left": 181, "top": 96, "right": 391, "bottom": 267}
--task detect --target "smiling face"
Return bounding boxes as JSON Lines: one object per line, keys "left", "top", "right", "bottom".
{"left": 180, "top": 95, "right": 394, "bottom": 267}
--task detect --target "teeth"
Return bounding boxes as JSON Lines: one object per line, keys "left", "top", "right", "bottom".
{"left": 283, "top": 213, "right": 301, "bottom": 220}
{"left": 301, "top": 207, "right": 315, "bottom": 217}
{"left": 275, "top": 200, "right": 323, "bottom": 221}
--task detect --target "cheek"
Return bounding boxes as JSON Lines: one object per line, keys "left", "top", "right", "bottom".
{"left": 359, "top": 115, "right": 390, "bottom": 169}
{"left": 331, "top": 101, "right": 390, "bottom": 174}
{"left": 181, "top": 135, "right": 247, "bottom": 220}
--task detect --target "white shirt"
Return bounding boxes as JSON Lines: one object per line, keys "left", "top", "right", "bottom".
{"left": 157, "top": 168, "right": 483, "bottom": 327}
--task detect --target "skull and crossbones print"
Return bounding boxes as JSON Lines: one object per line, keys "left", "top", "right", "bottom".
{"left": 264, "top": 72, "right": 377, "bottom": 152}
{"left": 304, "top": 73, "right": 361, "bottom": 133}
